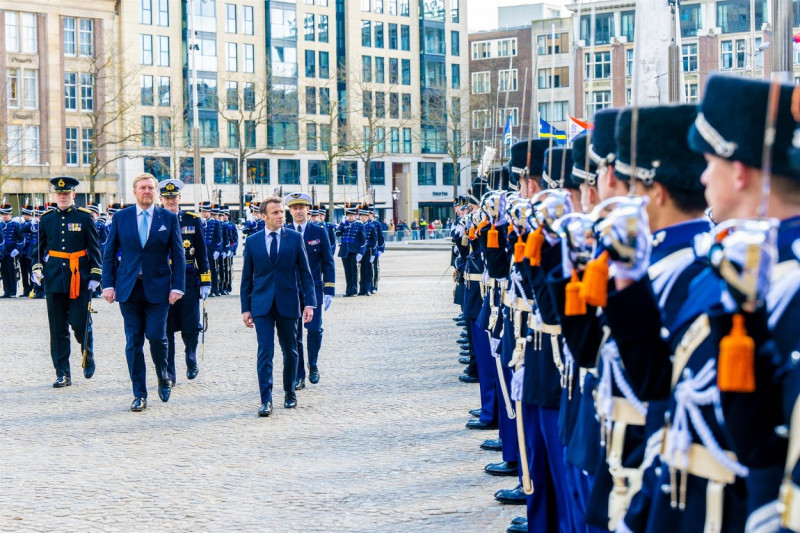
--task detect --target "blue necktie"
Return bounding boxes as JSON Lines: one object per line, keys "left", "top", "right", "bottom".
{"left": 139, "top": 210, "right": 149, "bottom": 247}
{"left": 269, "top": 231, "right": 278, "bottom": 263}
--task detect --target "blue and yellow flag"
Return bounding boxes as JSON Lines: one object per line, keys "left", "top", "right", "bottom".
{"left": 539, "top": 117, "right": 567, "bottom": 145}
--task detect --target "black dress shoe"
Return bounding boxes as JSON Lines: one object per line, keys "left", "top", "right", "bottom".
{"left": 495, "top": 484, "right": 527, "bottom": 504}
{"left": 456, "top": 320, "right": 466, "bottom": 327}
{"left": 158, "top": 380, "right": 172, "bottom": 402}
{"left": 468, "top": 408, "right": 482, "bottom": 417}
{"left": 453, "top": 315, "right": 464, "bottom": 321}
{"left": 258, "top": 402, "right": 273, "bottom": 417}
{"left": 187, "top": 366, "right": 199, "bottom": 380}
{"left": 295, "top": 378, "right": 306, "bottom": 390}
{"left": 459, "top": 375, "right": 478, "bottom": 384}
{"left": 309, "top": 367, "right": 320, "bottom": 384}
{"left": 457, "top": 340, "right": 470, "bottom": 347}
{"left": 459, "top": 332, "right": 468, "bottom": 338}
{"left": 83, "top": 356, "right": 95, "bottom": 379}
{"left": 459, "top": 356, "right": 471, "bottom": 365}
{"left": 485, "top": 461, "right": 519, "bottom": 476}
{"left": 284, "top": 394, "right": 297, "bottom": 409}
{"left": 459, "top": 350, "right": 471, "bottom": 357}
{"left": 465, "top": 418, "right": 497, "bottom": 430}
{"left": 480, "top": 438, "right": 503, "bottom": 451}
{"left": 507, "top": 519, "right": 527, "bottom": 533}
{"left": 511, "top": 517, "right": 526, "bottom": 526}
{"left": 130, "top": 397, "right": 147, "bottom": 412}
{"left": 53, "top": 375, "right": 72, "bottom": 388}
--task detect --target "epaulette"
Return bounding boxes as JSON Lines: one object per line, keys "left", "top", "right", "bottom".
{"left": 41, "top": 209, "right": 55, "bottom": 217}
{"left": 186, "top": 211, "right": 200, "bottom": 218}
{"left": 78, "top": 207, "right": 93, "bottom": 214}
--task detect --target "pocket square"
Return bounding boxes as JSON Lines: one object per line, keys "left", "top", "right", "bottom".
{"left": 158, "top": 225, "right": 167, "bottom": 231}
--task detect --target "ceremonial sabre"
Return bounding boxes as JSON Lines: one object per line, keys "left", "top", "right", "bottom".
{"left": 511, "top": 310, "right": 533, "bottom": 495}
{"left": 201, "top": 298, "right": 208, "bottom": 361}
{"left": 82, "top": 300, "right": 97, "bottom": 369}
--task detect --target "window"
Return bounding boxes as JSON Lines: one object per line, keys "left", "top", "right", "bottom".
{"left": 451, "top": 0, "right": 460, "bottom": 22}
{"left": 685, "top": 82, "right": 699, "bottom": 103}
{"left": 319, "top": 51, "right": 330, "bottom": 78}
{"left": 499, "top": 69, "right": 517, "bottom": 92}
{"left": 497, "top": 107, "right": 519, "bottom": 127}
{"left": 141, "top": 75, "right": 154, "bottom": 106}
{"left": 7, "top": 69, "right": 18, "bottom": 108}
{"left": 337, "top": 161, "right": 357, "bottom": 185}
{"left": 423, "top": 27, "right": 446, "bottom": 55}
{"left": 585, "top": 51, "right": 611, "bottom": 79}
{"left": 22, "top": 70, "right": 38, "bottom": 109}
{"left": 538, "top": 67, "right": 569, "bottom": 89}
{"left": 248, "top": 159, "right": 270, "bottom": 184}
{"left": 497, "top": 38, "right": 517, "bottom": 57}
{"left": 388, "top": 0, "right": 397, "bottom": 15}
{"left": 20, "top": 13, "right": 37, "bottom": 53}
{"left": 682, "top": 43, "right": 698, "bottom": 72}
{"left": 309, "top": 160, "right": 329, "bottom": 184}
{"left": 370, "top": 160, "right": 386, "bottom": 183}
{"left": 472, "top": 41, "right": 491, "bottom": 59}
{"left": 451, "top": 31, "right": 460, "bottom": 56}
{"left": 64, "top": 18, "right": 76, "bottom": 55}
{"left": 244, "top": 82, "right": 255, "bottom": 111}
{"left": 375, "top": 129, "right": 386, "bottom": 153}
{"left": 243, "top": 44, "right": 254, "bottom": 73}
{"left": 279, "top": 159, "right": 301, "bottom": 184}
{"left": 243, "top": 6, "right": 254, "bottom": 34}
{"left": 158, "top": 36, "right": 170, "bottom": 66}
{"left": 401, "top": 25, "right": 410, "bottom": 50}
{"left": 306, "top": 87, "right": 317, "bottom": 114}
{"left": 227, "top": 42, "right": 238, "bottom": 71}
{"left": 681, "top": 4, "right": 702, "bottom": 37}
{"left": 320, "top": 124, "right": 331, "bottom": 150}
{"left": 375, "top": 57, "right": 385, "bottom": 83}
{"left": 141, "top": 34, "right": 153, "bottom": 65}
{"left": 721, "top": 40, "right": 733, "bottom": 69}
{"left": 717, "top": 0, "right": 766, "bottom": 34}
{"left": 374, "top": 0, "right": 383, "bottom": 13}
{"left": 471, "top": 71, "right": 490, "bottom": 94}
{"left": 141, "top": 0, "right": 152, "bottom": 24}
{"left": 157, "top": 76, "right": 170, "bottom": 106}
{"left": 755, "top": 37, "right": 763, "bottom": 69}
{"left": 362, "top": 0, "right": 371, "bottom": 11}
{"left": 157, "top": 0, "right": 169, "bottom": 25}
{"left": 389, "top": 24, "right": 398, "bottom": 49}
{"left": 389, "top": 58, "right": 399, "bottom": 84}
{"left": 142, "top": 116, "right": 155, "bottom": 146}
{"left": 305, "top": 50, "right": 316, "bottom": 78}
{"left": 64, "top": 72, "right": 77, "bottom": 110}
{"left": 443, "top": 162, "right": 461, "bottom": 185}
{"left": 735, "top": 39, "right": 747, "bottom": 69}
{"left": 66, "top": 128, "right": 79, "bottom": 166}
{"left": 226, "top": 4, "right": 237, "bottom": 33}
{"left": 472, "top": 109, "right": 490, "bottom": 129}
{"left": 375, "top": 92, "right": 385, "bottom": 118}
{"left": 270, "top": 6, "right": 297, "bottom": 39}
{"left": 389, "top": 92, "right": 399, "bottom": 118}
{"left": 390, "top": 128, "right": 399, "bottom": 153}
{"left": 144, "top": 156, "right": 170, "bottom": 181}
{"left": 214, "top": 158, "right": 238, "bottom": 184}
{"left": 375, "top": 22, "right": 384, "bottom": 48}
{"left": 363, "top": 91, "right": 373, "bottom": 117}
{"left": 268, "top": 122, "right": 299, "bottom": 150}
{"left": 80, "top": 73, "right": 94, "bottom": 111}
{"left": 159, "top": 117, "right": 171, "bottom": 147}
{"left": 580, "top": 13, "right": 614, "bottom": 45}
{"left": 621, "top": 10, "right": 635, "bottom": 42}
{"left": 400, "top": 0, "right": 409, "bottom": 16}
{"left": 77, "top": 19, "right": 94, "bottom": 57}
{"left": 627, "top": 48, "right": 634, "bottom": 76}
{"left": 402, "top": 93, "right": 411, "bottom": 119}
{"left": 362, "top": 20, "right": 371, "bottom": 47}
{"left": 319, "top": 88, "right": 330, "bottom": 114}
{"left": 402, "top": 128, "right": 411, "bottom": 153}
{"left": 585, "top": 91, "right": 611, "bottom": 120}
{"left": 401, "top": 59, "right": 411, "bottom": 85}
{"left": 227, "top": 81, "right": 238, "bottom": 110}
{"left": 180, "top": 157, "right": 203, "bottom": 184}
{"left": 418, "top": 162, "right": 436, "bottom": 185}
{"left": 304, "top": 14, "right": 315, "bottom": 41}
{"left": 194, "top": 0, "right": 217, "bottom": 32}
{"left": 537, "top": 32, "right": 569, "bottom": 55}
{"left": 318, "top": 15, "right": 329, "bottom": 42}
{"left": 422, "top": 0, "right": 444, "bottom": 21}
{"left": 228, "top": 120, "right": 240, "bottom": 148}
{"left": 81, "top": 129, "right": 95, "bottom": 166}
{"left": 5, "top": 12, "right": 19, "bottom": 53}
{"left": 451, "top": 64, "right": 460, "bottom": 89}
{"left": 306, "top": 123, "right": 317, "bottom": 150}
{"left": 198, "top": 117, "right": 219, "bottom": 147}
{"left": 538, "top": 101, "right": 568, "bottom": 122}
{"left": 362, "top": 55, "right": 372, "bottom": 82}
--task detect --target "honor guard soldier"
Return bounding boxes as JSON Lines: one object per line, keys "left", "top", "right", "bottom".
{"left": 243, "top": 201, "right": 265, "bottom": 239}
{"left": 88, "top": 203, "right": 108, "bottom": 297}
{"left": 368, "top": 207, "right": 384, "bottom": 293}
{"left": 223, "top": 205, "right": 237, "bottom": 294}
{"left": 284, "top": 192, "right": 335, "bottom": 387}
{"left": 18, "top": 205, "right": 35, "bottom": 297}
{"left": 159, "top": 179, "right": 211, "bottom": 384}
{"left": 358, "top": 205, "right": 377, "bottom": 296}
{"left": 32, "top": 177, "right": 102, "bottom": 387}
{"left": 200, "top": 201, "right": 223, "bottom": 296}
{"left": 337, "top": 204, "right": 366, "bottom": 297}
{"left": 0, "top": 203, "right": 23, "bottom": 297}
{"left": 319, "top": 206, "right": 338, "bottom": 255}
{"left": 28, "top": 207, "right": 45, "bottom": 298}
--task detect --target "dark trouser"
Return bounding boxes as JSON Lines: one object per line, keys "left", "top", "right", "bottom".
{"left": 253, "top": 303, "right": 299, "bottom": 405}
{"left": 420, "top": 229, "right": 426, "bottom": 240}
{"left": 297, "top": 286, "right": 324, "bottom": 381}
{"left": 341, "top": 253, "right": 358, "bottom": 296}
{"left": 209, "top": 251, "right": 219, "bottom": 294}
{"left": 1, "top": 255, "right": 18, "bottom": 296}
{"left": 372, "top": 255, "right": 379, "bottom": 291}
{"left": 358, "top": 248, "right": 373, "bottom": 295}
{"left": 19, "top": 255, "right": 32, "bottom": 296}
{"left": 166, "top": 271, "right": 200, "bottom": 382}
{"left": 119, "top": 279, "right": 170, "bottom": 399}
{"left": 45, "top": 289, "right": 93, "bottom": 378}
{"left": 470, "top": 319, "right": 498, "bottom": 425}
{"left": 226, "top": 254, "right": 234, "bottom": 291}
{"left": 216, "top": 256, "right": 226, "bottom": 293}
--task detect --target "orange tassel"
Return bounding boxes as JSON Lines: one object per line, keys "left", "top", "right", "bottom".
{"left": 514, "top": 239, "right": 526, "bottom": 263}
{"left": 580, "top": 250, "right": 609, "bottom": 307}
{"left": 564, "top": 270, "right": 587, "bottom": 316}
{"left": 478, "top": 219, "right": 489, "bottom": 231}
{"left": 468, "top": 226, "right": 476, "bottom": 240}
{"left": 717, "top": 314, "right": 756, "bottom": 393}
{"left": 525, "top": 226, "right": 544, "bottom": 266}
{"left": 487, "top": 225, "right": 499, "bottom": 248}
{"left": 508, "top": 225, "right": 514, "bottom": 235}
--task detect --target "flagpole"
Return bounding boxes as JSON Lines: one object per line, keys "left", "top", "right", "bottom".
{"left": 548, "top": 22, "right": 556, "bottom": 181}
{"left": 519, "top": 67, "right": 528, "bottom": 148}
{"left": 502, "top": 52, "right": 513, "bottom": 160}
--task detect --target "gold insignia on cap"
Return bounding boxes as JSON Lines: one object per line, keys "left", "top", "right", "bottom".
{"left": 58, "top": 179, "right": 65, "bottom": 188}
{"left": 292, "top": 193, "right": 300, "bottom": 198}
{"left": 167, "top": 183, "right": 175, "bottom": 190}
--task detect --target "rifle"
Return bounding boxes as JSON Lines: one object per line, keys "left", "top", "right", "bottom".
{"left": 82, "top": 300, "right": 97, "bottom": 369}
{"left": 201, "top": 298, "right": 208, "bottom": 361}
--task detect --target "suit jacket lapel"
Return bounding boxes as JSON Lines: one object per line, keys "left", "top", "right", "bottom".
{"left": 275, "top": 228, "right": 287, "bottom": 264}
{"left": 145, "top": 208, "right": 160, "bottom": 249}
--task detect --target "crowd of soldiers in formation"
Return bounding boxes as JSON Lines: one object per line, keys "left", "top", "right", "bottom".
{"left": 449, "top": 73, "right": 800, "bottom": 533}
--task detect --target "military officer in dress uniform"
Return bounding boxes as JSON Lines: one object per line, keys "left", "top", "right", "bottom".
{"left": 18, "top": 205, "right": 35, "bottom": 298}
{"left": 0, "top": 203, "right": 23, "bottom": 297}
{"left": 358, "top": 205, "right": 377, "bottom": 296}
{"left": 368, "top": 208, "right": 384, "bottom": 294}
{"left": 159, "top": 179, "right": 211, "bottom": 384}
{"left": 200, "top": 201, "right": 223, "bottom": 296}
{"left": 337, "top": 204, "right": 366, "bottom": 297}
{"left": 28, "top": 206, "right": 45, "bottom": 299}
{"left": 32, "top": 177, "right": 102, "bottom": 387}
{"left": 318, "top": 207, "right": 337, "bottom": 255}
{"left": 88, "top": 203, "right": 108, "bottom": 298}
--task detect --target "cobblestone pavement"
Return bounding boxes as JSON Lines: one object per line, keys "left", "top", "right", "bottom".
{"left": 1, "top": 249, "right": 519, "bottom": 532}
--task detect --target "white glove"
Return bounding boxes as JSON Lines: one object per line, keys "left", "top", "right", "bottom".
{"left": 200, "top": 286, "right": 211, "bottom": 299}
{"left": 32, "top": 269, "right": 43, "bottom": 286}
{"left": 88, "top": 280, "right": 100, "bottom": 291}
{"left": 10, "top": 249, "right": 19, "bottom": 258}
{"left": 213, "top": 251, "right": 220, "bottom": 260}
{"left": 323, "top": 294, "right": 333, "bottom": 310}
{"left": 511, "top": 367, "right": 525, "bottom": 402}
{"left": 369, "top": 255, "right": 375, "bottom": 263}
{"left": 356, "top": 254, "right": 363, "bottom": 262}
{"left": 453, "top": 225, "right": 465, "bottom": 238}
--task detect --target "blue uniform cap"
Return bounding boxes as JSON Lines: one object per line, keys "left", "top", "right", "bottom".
{"left": 0, "top": 203, "right": 12, "bottom": 215}
{"left": 50, "top": 176, "right": 80, "bottom": 192}
{"left": 542, "top": 148, "right": 577, "bottom": 190}
{"left": 588, "top": 108, "right": 620, "bottom": 169}
{"left": 509, "top": 139, "right": 551, "bottom": 179}
{"left": 571, "top": 132, "right": 598, "bottom": 185}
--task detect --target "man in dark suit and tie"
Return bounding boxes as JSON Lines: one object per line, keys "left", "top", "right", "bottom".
{"left": 240, "top": 196, "right": 316, "bottom": 417}
{"left": 284, "top": 192, "right": 335, "bottom": 388}
{"left": 102, "top": 173, "right": 186, "bottom": 412}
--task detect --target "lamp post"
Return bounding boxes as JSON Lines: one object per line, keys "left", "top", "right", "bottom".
{"left": 391, "top": 187, "right": 400, "bottom": 227}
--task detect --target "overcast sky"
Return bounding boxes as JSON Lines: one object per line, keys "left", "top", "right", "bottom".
{"left": 467, "top": 0, "right": 570, "bottom": 32}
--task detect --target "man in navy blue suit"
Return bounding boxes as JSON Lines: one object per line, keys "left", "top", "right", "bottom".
{"left": 102, "top": 173, "right": 186, "bottom": 412}
{"left": 284, "top": 192, "right": 335, "bottom": 389}
{"left": 240, "top": 196, "right": 316, "bottom": 417}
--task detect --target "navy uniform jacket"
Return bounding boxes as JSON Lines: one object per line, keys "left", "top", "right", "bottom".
{"left": 325, "top": 222, "right": 337, "bottom": 254}
{"left": 178, "top": 210, "right": 211, "bottom": 288}
{"left": 20, "top": 220, "right": 34, "bottom": 257}
{"left": 299, "top": 223, "right": 336, "bottom": 297}
{"left": 101, "top": 206, "right": 186, "bottom": 304}
{"left": 373, "top": 220, "right": 385, "bottom": 253}
{"left": 229, "top": 222, "right": 239, "bottom": 254}
{"left": 1, "top": 219, "right": 23, "bottom": 255}
{"left": 95, "top": 219, "right": 109, "bottom": 251}
{"left": 202, "top": 217, "right": 223, "bottom": 255}
{"left": 36, "top": 207, "right": 102, "bottom": 294}
{"left": 337, "top": 220, "right": 366, "bottom": 257}
{"left": 24, "top": 220, "right": 39, "bottom": 259}
{"left": 364, "top": 220, "right": 378, "bottom": 249}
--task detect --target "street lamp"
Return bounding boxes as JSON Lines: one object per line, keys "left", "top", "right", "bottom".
{"left": 391, "top": 187, "right": 400, "bottom": 228}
